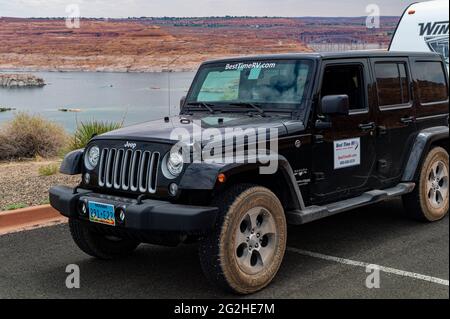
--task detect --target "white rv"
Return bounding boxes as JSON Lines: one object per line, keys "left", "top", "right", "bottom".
{"left": 389, "top": 0, "right": 449, "bottom": 67}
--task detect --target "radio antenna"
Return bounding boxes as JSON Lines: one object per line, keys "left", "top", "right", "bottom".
{"left": 168, "top": 69, "right": 171, "bottom": 117}
{"left": 165, "top": 55, "right": 182, "bottom": 118}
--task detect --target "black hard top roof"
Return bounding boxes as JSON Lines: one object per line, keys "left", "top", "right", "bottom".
{"left": 203, "top": 50, "right": 442, "bottom": 65}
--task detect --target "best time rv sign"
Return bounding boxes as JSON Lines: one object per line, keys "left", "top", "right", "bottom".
{"left": 334, "top": 138, "right": 361, "bottom": 169}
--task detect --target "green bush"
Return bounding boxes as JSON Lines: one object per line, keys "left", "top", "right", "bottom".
{"left": 68, "top": 120, "right": 122, "bottom": 151}
{"left": 0, "top": 113, "right": 68, "bottom": 160}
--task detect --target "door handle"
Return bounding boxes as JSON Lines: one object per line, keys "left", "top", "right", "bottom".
{"left": 400, "top": 116, "right": 415, "bottom": 124}
{"left": 315, "top": 119, "right": 332, "bottom": 130}
{"left": 377, "top": 125, "right": 387, "bottom": 136}
{"left": 358, "top": 122, "right": 375, "bottom": 131}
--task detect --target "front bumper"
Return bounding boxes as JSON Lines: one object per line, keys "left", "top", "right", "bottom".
{"left": 49, "top": 186, "right": 218, "bottom": 233}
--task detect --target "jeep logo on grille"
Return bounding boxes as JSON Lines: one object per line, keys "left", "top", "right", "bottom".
{"left": 124, "top": 141, "right": 137, "bottom": 149}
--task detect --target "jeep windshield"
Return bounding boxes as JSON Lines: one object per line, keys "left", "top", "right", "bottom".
{"left": 185, "top": 59, "right": 314, "bottom": 115}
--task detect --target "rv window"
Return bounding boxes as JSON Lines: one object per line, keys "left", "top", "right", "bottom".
{"left": 414, "top": 61, "right": 448, "bottom": 104}
{"left": 374, "top": 62, "right": 410, "bottom": 107}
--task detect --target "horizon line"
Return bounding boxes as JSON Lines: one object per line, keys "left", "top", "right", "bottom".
{"left": 0, "top": 15, "right": 400, "bottom": 19}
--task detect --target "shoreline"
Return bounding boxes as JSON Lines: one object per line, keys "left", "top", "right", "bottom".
{"left": 0, "top": 66, "right": 197, "bottom": 73}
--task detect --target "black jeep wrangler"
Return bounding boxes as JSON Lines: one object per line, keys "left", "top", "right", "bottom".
{"left": 50, "top": 51, "right": 449, "bottom": 294}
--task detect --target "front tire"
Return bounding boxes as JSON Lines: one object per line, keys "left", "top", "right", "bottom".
{"left": 403, "top": 146, "right": 449, "bottom": 222}
{"left": 199, "top": 184, "right": 287, "bottom": 294}
{"left": 69, "top": 219, "right": 139, "bottom": 259}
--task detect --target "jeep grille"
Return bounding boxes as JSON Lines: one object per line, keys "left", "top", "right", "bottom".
{"left": 98, "top": 148, "right": 160, "bottom": 193}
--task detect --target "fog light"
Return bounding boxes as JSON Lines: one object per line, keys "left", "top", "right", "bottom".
{"left": 169, "top": 183, "right": 178, "bottom": 196}
{"left": 84, "top": 173, "right": 91, "bottom": 184}
{"left": 79, "top": 201, "right": 88, "bottom": 216}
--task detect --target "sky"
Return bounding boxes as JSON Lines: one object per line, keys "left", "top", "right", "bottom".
{"left": 0, "top": 0, "right": 426, "bottom": 18}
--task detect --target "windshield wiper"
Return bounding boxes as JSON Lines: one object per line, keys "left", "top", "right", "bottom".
{"left": 186, "top": 102, "right": 215, "bottom": 114}
{"left": 229, "top": 102, "right": 266, "bottom": 116}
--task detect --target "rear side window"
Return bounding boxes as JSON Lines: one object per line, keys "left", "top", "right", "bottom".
{"left": 414, "top": 61, "right": 448, "bottom": 104}
{"left": 374, "top": 62, "right": 410, "bottom": 107}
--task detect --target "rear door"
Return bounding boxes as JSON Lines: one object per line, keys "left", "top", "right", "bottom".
{"left": 370, "top": 58, "right": 417, "bottom": 186}
{"left": 311, "top": 59, "right": 377, "bottom": 204}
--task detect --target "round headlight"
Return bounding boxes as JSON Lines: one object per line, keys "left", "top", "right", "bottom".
{"left": 167, "top": 151, "right": 184, "bottom": 177}
{"left": 85, "top": 146, "right": 100, "bottom": 170}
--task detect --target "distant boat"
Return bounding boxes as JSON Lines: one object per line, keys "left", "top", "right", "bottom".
{"left": 58, "top": 108, "right": 82, "bottom": 113}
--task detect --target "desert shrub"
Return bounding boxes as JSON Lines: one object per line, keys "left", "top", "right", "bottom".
{"left": 68, "top": 120, "right": 122, "bottom": 151}
{"left": 38, "top": 163, "right": 59, "bottom": 176}
{"left": 0, "top": 113, "right": 68, "bottom": 160}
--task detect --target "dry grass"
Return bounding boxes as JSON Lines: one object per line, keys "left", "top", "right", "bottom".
{"left": 4, "top": 203, "right": 28, "bottom": 211}
{"left": 38, "top": 163, "right": 59, "bottom": 176}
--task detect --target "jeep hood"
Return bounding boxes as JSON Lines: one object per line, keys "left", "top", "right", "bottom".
{"left": 92, "top": 113, "right": 305, "bottom": 144}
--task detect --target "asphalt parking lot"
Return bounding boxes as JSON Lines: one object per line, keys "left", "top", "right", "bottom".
{"left": 0, "top": 198, "right": 448, "bottom": 299}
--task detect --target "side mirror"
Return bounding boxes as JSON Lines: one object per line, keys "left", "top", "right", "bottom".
{"left": 180, "top": 96, "right": 186, "bottom": 108}
{"left": 321, "top": 95, "right": 349, "bottom": 115}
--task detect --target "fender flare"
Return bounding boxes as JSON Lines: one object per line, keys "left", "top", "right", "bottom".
{"left": 179, "top": 155, "right": 305, "bottom": 210}
{"left": 60, "top": 149, "right": 84, "bottom": 175}
{"left": 402, "top": 126, "right": 449, "bottom": 181}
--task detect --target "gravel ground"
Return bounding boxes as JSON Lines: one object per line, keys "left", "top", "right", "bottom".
{"left": 0, "top": 160, "right": 79, "bottom": 211}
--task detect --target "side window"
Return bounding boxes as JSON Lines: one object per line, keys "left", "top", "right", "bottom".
{"left": 413, "top": 61, "right": 448, "bottom": 104}
{"left": 321, "top": 64, "right": 366, "bottom": 111}
{"left": 374, "top": 62, "right": 410, "bottom": 107}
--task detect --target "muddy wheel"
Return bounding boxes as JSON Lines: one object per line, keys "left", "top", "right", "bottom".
{"left": 403, "top": 147, "right": 449, "bottom": 222}
{"left": 199, "top": 184, "right": 287, "bottom": 294}
{"left": 69, "top": 219, "right": 139, "bottom": 259}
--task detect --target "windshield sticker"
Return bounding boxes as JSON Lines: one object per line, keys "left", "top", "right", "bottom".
{"left": 248, "top": 67, "right": 262, "bottom": 80}
{"left": 225, "top": 62, "right": 277, "bottom": 71}
{"left": 334, "top": 138, "right": 361, "bottom": 169}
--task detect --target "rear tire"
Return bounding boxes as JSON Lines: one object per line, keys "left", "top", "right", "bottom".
{"left": 69, "top": 219, "right": 139, "bottom": 259}
{"left": 199, "top": 184, "right": 287, "bottom": 294}
{"left": 402, "top": 147, "right": 449, "bottom": 222}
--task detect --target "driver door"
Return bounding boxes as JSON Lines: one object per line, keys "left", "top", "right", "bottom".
{"left": 311, "top": 59, "right": 377, "bottom": 204}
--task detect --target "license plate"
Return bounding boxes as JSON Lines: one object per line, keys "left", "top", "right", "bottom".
{"left": 88, "top": 201, "right": 116, "bottom": 226}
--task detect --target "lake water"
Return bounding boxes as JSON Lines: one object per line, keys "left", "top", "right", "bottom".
{"left": 0, "top": 71, "right": 195, "bottom": 132}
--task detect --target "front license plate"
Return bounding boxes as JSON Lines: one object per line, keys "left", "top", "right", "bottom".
{"left": 88, "top": 201, "right": 116, "bottom": 226}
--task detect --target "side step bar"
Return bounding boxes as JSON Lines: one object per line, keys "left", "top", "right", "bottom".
{"left": 286, "top": 182, "right": 415, "bottom": 225}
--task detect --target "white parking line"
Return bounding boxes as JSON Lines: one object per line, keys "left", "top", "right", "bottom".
{"left": 287, "top": 247, "right": 449, "bottom": 287}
